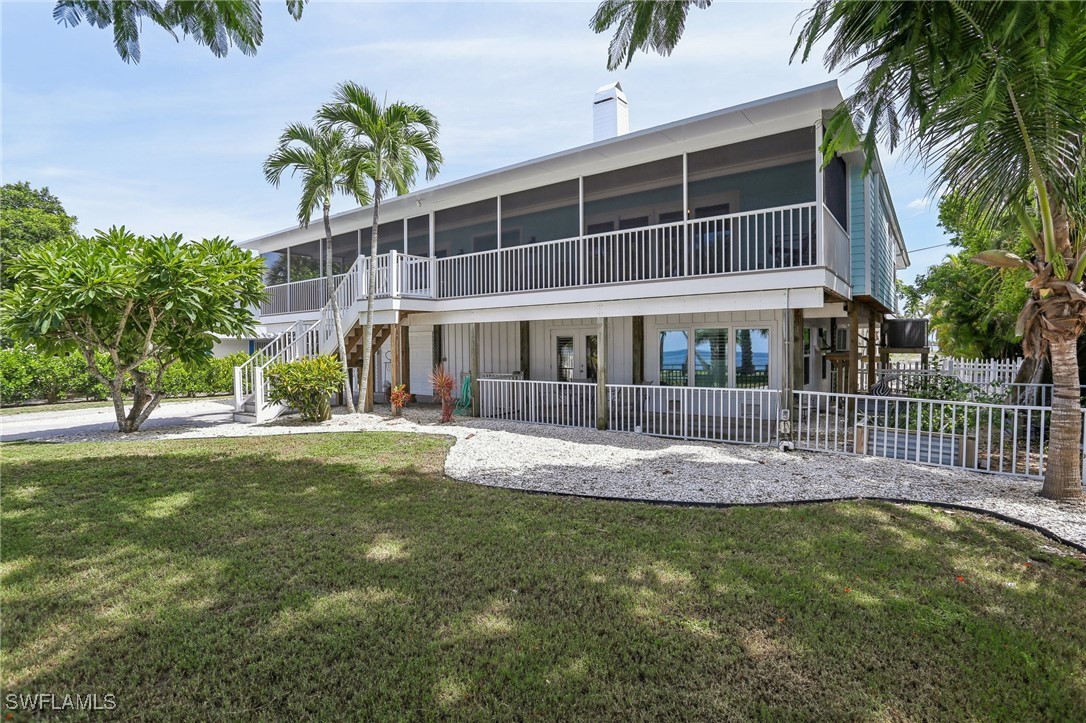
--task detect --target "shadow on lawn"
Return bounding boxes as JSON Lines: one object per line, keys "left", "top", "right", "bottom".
{"left": 2, "top": 433, "right": 1085, "bottom": 720}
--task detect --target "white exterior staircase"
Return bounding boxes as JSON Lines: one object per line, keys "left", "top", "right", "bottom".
{"left": 233, "top": 255, "right": 374, "bottom": 423}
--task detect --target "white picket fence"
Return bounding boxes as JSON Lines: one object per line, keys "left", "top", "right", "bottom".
{"left": 864, "top": 357, "right": 1023, "bottom": 389}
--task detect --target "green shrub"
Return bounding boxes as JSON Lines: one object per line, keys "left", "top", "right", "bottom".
{"left": 266, "top": 355, "right": 345, "bottom": 422}
{"left": 0, "top": 346, "right": 250, "bottom": 406}
{"left": 0, "top": 347, "right": 37, "bottom": 404}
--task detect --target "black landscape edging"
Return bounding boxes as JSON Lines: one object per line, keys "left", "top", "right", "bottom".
{"left": 483, "top": 484, "right": 1086, "bottom": 555}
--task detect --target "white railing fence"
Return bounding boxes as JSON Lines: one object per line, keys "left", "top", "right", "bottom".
{"left": 435, "top": 203, "right": 821, "bottom": 300}
{"left": 238, "top": 255, "right": 371, "bottom": 422}
{"left": 607, "top": 384, "right": 778, "bottom": 445}
{"left": 477, "top": 379, "right": 778, "bottom": 446}
{"left": 478, "top": 379, "right": 598, "bottom": 429}
{"left": 233, "top": 320, "right": 303, "bottom": 411}
{"left": 477, "top": 379, "right": 1085, "bottom": 482}
{"left": 261, "top": 251, "right": 434, "bottom": 315}
{"left": 792, "top": 390, "right": 1076, "bottom": 479}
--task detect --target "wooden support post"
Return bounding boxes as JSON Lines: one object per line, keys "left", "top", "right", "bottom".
{"left": 597, "top": 316, "right": 609, "bottom": 431}
{"left": 867, "top": 312, "right": 877, "bottom": 391}
{"left": 433, "top": 324, "right": 443, "bottom": 370}
{"left": 389, "top": 324, "right": 402, "bottom": 415}
{"left": 401, "top": 323, "right": 411, "bottom": 394}
{"left": 632, "top": 315, "right": 644, "bottom": 385}
{"left": 470, "top": 322, "right": 480, "bottom": 417}
{"left": 519, "top": 320, "right": 530, "bottom": 380}
{"left": 791, "top": 309, "right": 804, "bottom": 430}
{"left": 848, "top": 303, "right": 860, "bottom": 395}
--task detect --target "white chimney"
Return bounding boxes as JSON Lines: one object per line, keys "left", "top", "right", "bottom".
{"left": 593, "top": 82, "right": 629, "bottom": 142}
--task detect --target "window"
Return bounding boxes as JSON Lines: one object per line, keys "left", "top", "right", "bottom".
{"left": 658, "top": 330, "right": 688, "bottom": 386}
{"left": 694, "top": 329, "right": 728, "bottom": 387}
{"left": 659, "top": 326, "right": 772, "bottom": 387}
{"left": 618, "top": 216, "right": 649, "bottom": 230}
{"left": 734, "top": 328, "right": 770, "bottom": 389}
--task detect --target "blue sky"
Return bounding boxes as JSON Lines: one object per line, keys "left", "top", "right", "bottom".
{"left": 2, "top": 1, "right": 948, "bottom": 285}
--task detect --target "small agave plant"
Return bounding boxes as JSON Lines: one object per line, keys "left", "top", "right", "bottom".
{"left": 428, "top": 365, "right": 455, "bottom": 423}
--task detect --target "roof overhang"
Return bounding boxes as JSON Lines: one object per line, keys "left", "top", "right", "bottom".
{"left": 243, "top": 80, "right": 845, "bottom": 253}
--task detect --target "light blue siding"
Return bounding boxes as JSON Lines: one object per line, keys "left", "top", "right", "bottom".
{"left": 849, "top": 164, "right": 866, "bottom": 293}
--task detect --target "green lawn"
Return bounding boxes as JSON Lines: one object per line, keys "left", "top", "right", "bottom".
{"left": 3, "top": 433, "right": 1085, "bottom": 720}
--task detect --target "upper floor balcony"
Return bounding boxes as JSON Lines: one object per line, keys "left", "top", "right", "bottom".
{"left": 259, "top": 201, "right": 850, "bottom": 317}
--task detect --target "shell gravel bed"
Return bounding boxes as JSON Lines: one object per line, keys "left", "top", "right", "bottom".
{"left": 14, "top": 402, "right": 1086, "bottom": 549}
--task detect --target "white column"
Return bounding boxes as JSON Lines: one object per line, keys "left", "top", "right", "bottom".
{"left": 429, "top": 210, "right": 436, "bottom": 257}
{"left": 814, "top": 120, "right": 826, "bottom": 268}
{"left": 496, "top": 195, "right": 503, "bottom": 293}
{"left": 429, "top": 210, "right": 437, "bottom": 299}
{"left": 578, "top": 176, "right": 585, "bottom": 285}
{"left": 682, "top": 152, "right": 689, "bottom": 274}
{"left": 403, "top": 217, "right": 408, "bottom": 254}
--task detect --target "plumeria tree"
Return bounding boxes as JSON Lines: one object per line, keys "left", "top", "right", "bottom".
{"left": 318, "top": 83, "right": 443, "bottom": 412}
{"left": 1, "top": 227, "right": 265, "bottom": 432}
{"left": 264, "top": 123, "right": 370, "bottom": 413}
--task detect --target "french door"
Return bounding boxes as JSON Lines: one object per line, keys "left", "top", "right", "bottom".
{"left": 553, "top": 332, "right": 598, "bottom": 382}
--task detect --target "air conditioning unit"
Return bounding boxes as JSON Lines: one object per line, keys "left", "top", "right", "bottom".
{"left": 882, "top": 319, "right": 929, "bottom": 349}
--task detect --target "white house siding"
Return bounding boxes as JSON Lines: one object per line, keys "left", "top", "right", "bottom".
{"left": 528, "top": 317, "right": 633, "bottom": 383}
{"left": 409, "top": 325, "right": 434, "bottom": 396}
{"left": 644, "top": 309, "right": 786, "bottom": 389}
{"left": 441, "top": 322, "right": 521, "bottom": 384}
{"left": 212, "top": 337, "right": 251, "bottom": 357}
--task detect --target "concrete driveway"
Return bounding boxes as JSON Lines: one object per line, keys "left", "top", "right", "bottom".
{"left": 0, "top": 399, "right": 238, "bottom": 442}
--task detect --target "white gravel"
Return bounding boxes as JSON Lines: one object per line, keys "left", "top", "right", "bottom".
{"left": 8, "top": 400, "right": 1085, "bottom": 550}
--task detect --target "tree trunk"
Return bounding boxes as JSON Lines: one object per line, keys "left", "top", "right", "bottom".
{"left": 1042, "top": 336, "right": 1083, "bottom": 499}
{"left": 324, "top": 205, "right": 356, "bottom": 413}
{"left": 358, "top": 182, "right": 383, "bottom": 413}
{"left": 110, "top": 372, "right": 131, "bottom": 432}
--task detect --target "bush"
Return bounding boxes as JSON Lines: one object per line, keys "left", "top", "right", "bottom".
{"left": 266, "top": 355, "right": 345, "bottom": 422}
{"left": 0, "top": 347, "right": 37, "bottom": 404}
{"left": 0, "top": 346, "right": 249, "bottom": 406}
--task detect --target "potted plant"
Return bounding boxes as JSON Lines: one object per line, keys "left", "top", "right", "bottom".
{"left": 389, "top": 383, "right": 410, "bottom": 417}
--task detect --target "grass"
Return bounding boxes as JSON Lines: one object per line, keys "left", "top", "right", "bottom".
{"left": 0, "top": 395, "right": 233, "bottom": 416}
{"left": 3, "top": 433, "right": 1085, "bottom": 720}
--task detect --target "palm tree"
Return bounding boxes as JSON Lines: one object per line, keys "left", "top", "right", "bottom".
{"left": 263, "top": 122, "right": 370, "bottom": 414}
{"left": 589, "top": 0, "right": 712, "bottom": 70}
{"left": 792, "top": 1, "right": 1086, "bottom": 498}
{"left": 52, "top": 0, "right": 305, "bottom": 63}
{"left": 318, "top": 83, "right": 443, "bottom": 413}
{"left": 593, "top": 1, "right": 1086, "bottom": 498}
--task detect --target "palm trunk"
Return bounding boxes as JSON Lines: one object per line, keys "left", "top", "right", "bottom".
{"left": 358, "top": 182, "right": 382, "bottom": 413}
{"left": 1042, "top": 334, "right": 1084, "bottom": 499}
{"left": 324, "top": 205, "right": 356, "bottom": 414}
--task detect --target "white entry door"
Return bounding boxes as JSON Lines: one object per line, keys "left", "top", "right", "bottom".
{"left": 552, "top": 331, "right": 599, "bottom": 382}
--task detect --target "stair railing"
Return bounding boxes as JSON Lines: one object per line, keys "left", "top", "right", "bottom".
{"left": 233, "top": 320, "right": 302, "bottom": 411}
{"left": 238, "top": 254, "right": 368, "bottom": 421}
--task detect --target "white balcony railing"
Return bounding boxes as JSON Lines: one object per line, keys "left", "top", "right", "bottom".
{"left": 435, "top": 203, "right": 822, "bottom": 299}
{"left": 260, "top": 203, "right": 847, "bottom": 315}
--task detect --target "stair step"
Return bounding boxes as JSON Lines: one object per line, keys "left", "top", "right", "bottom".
{"left": 232, "top": 412, "right": 260, "bottom": 424}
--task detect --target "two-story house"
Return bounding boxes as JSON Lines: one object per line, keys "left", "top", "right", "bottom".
{"left": 235, "top": 80, "right": 908, "bottom": 446}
